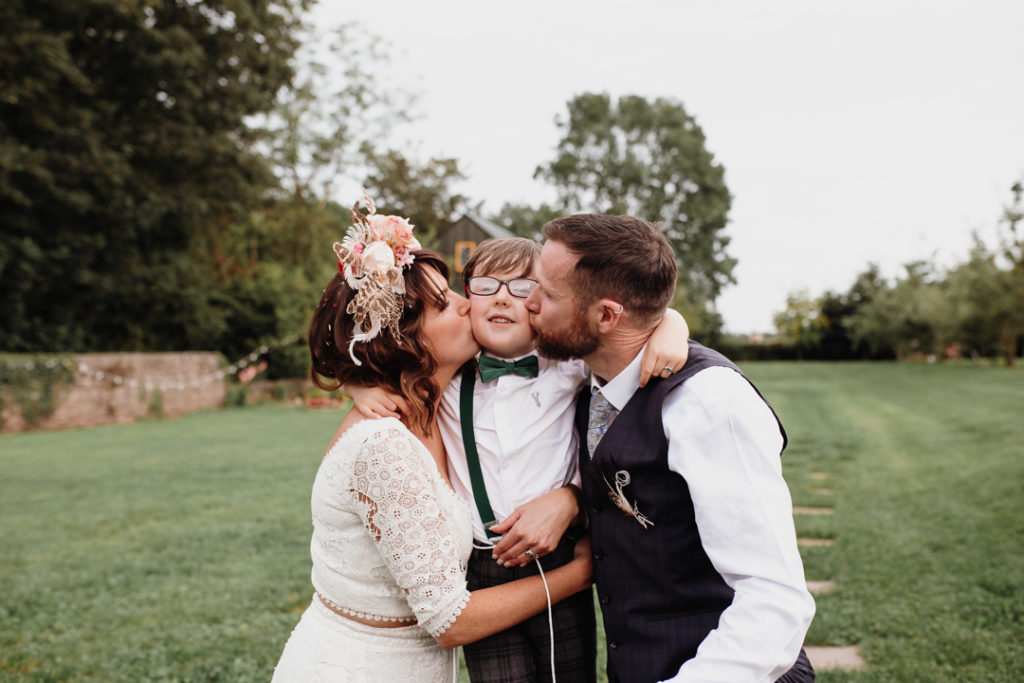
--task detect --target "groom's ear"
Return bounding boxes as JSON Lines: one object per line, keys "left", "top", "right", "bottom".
{"left": 593, "top": 298, "right": 624, "bottom": 333}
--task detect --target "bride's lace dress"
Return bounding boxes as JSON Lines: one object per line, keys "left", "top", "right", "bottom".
{"left": 273, "top": 418, "right": 474, "bottom": 682}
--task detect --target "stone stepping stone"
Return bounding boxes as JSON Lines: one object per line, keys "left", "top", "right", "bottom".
{"left": 797, "top": 537, "right": 834, "bottom": 547}
{"left": 804, "top": 645, "right": 865, "bottom": 671}
{"left": 806, "top": 580, "right": 835, "bottom": 594}
{"left": 793, "top": 506, "right": 834, "bottom": 515}
{"left": 809, "top": 472, "right": 829, "bottom": 480}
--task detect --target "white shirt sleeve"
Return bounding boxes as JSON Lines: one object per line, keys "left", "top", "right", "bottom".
{"left": 349, "top": 422, "right": 472, "bottom": 637}
{"left": 660, "top": 366, "right": 815, "bottom": 683}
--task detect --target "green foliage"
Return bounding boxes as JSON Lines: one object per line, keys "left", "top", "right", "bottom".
{"left": 0, "top": 353, "right": 76, "bottom": 427}
{"left": 256, "top": 22, "right": 411, "bottom": 205}
{"left": 0, "top": 0, "right": 309, "bottom": 353}
{"left": 147, "top": 388, "right": 164, "bottom": 419}
{"left": 944, "top": 238, "right": 1013, "bottom": 358}
{"left": 225, "top": 384, "right": 249, "bottom": 407}
{"left": 187, "top": 22, "right": 465, "bottom": 370}
{"left": 363, "top": 149, "right": 473, "bottom": 247}
{"left": 777, "top": 181, "right": 1024, "bottom": 364}
{"left": 535, "top": 93, "right": 735, "bottom": 325}
{"left": 846, "top": 261, "right": 949, "bottom": 358}
{"left": 272, "top": 381, "right": 291, "bottom": 402}
{"left": 773, "top": 290, "right": 829, "bottom": 358}
{"left": 0, "top": 7, "right": 474, "bottom": 365}
{"left": 672, "top": 286, "right": 725, "bottom": 345}
{"left": 490, "top": 202, "right": 564, "bottom": 241}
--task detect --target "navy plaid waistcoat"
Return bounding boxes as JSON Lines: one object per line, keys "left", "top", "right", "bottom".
{"left": 575, "top": 341, "right": 787, "bottom": 683}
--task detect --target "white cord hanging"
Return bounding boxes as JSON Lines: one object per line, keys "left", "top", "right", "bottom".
{"left": 473, "top": 540, "right": 557, "bottom": 683}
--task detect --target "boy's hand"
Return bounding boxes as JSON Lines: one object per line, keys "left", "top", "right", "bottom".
{"left": 639, "top": 308, "right": 690, "bottom": 387}
{"left": 345, "top": 384, "right": 409, "bottom": 419}
{"left": 489, "top": 486, "right": 580, "bottom": 567}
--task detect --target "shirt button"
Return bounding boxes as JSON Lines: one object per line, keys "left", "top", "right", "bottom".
{"left": 608, "top": 641, "right": 619, "bottom": 649}
{"left": 600, "top": 594, "right": 610, "bottom": 605}
{"left": 591, "top": 505, "right": 601, "bottom": 514}
{"left": 592, "top": 551, "right": 602, "bottom": 561}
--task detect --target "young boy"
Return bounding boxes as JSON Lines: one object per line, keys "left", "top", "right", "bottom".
{"left": 348, "top": 237, "right": 689, "bottom": 682}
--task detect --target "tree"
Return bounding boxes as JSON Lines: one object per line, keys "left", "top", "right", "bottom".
{"left": 773, "top": 290, "right": 828, "bottom": 360}
{"left": 362, "top": 149, "right": 473, "bottom": 247}
{"left": 847, "top": 261, "right": 948, "bottom": 359}
{"left": 202, "top": 22, "right": 469, "bottom": 372}
{"left": 535, "top": 93, "right": 735, "bottom": 321}
{"left": 490, "top": 202, "right": 564, "bottom": 241}
{"left": 995, "top": 180, "right": 1024, "bottom": 364}
{"left": 818, "top": 264, "right": 891, "bottom": 360}
{"left": 0, "top": 0, "right": 309, "bottom": 352}
{"left": 944, "top": 238, "right": 1009, "bottom": 359}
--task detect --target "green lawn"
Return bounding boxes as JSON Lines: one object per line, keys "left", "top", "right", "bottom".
{"left": 743, "top": 362, "right": 1024, "bottom": 682}
{"left": 1, "top": 363, "right": 1022, "bottom": 681}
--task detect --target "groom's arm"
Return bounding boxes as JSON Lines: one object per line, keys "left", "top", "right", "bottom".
{"left": 660, "top": 366, "right": 815, "bottom": 682}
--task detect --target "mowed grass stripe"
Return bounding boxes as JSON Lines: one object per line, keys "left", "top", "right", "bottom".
{"left": 1, "top": 405, "right": 339, "bottom": 681}
{"left": 745, "top": 362, "right": 1024, "bottom": 682}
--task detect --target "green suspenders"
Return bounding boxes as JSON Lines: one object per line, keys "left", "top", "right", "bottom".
{"left": 459, "top": 368, "right": 501, "bottom": 539}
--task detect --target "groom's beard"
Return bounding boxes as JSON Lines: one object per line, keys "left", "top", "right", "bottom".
{"left": 535, "top": 309, "right": 599, "bottom": 361}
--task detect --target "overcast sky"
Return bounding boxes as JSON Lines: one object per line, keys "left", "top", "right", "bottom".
{"left": 312, "top": 1, "right": 1024, "bottom": 333}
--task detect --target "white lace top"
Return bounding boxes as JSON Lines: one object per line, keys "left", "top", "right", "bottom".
{"left": 309, "top": 417, "right": 474, "bottom": 638}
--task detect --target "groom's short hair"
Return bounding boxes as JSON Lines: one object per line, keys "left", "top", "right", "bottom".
{"left": 542, "top": 214, "right": 677, "bottom": 326}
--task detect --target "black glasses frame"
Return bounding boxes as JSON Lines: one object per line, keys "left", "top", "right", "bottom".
{"left": 465, "top": 276, "right": 538, "bottom": 299}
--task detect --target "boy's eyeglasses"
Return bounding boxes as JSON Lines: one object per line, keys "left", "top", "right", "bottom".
{"left": 466, "top": 276, "right": 538, "bottom": 299}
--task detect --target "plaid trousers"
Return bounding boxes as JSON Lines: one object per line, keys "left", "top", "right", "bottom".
{"left": 463, "top": 532, "right": 596, "bottom": 683}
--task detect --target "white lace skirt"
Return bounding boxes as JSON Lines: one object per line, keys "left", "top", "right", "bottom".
{"left": 272, "top": 598, "right": 454, "bottom": 682}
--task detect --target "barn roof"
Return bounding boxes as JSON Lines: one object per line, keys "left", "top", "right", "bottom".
{"left": 453, "top": 213, "right": 517, "bottom": 240}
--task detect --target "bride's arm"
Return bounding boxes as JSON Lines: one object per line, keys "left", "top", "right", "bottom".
{"left": 351, "top": 425, "right": 591, "bottom": 647}
{"left": 435, "top": 535, "right": 592, "bottom": 648}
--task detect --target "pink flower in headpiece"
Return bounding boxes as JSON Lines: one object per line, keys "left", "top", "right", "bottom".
{"left": 367, "top": 214, "right": 417, "bottom": 247}
{"left": 361, "top": 241, "right": 397, "bottom": 276}
{"left": 396, "top": 250, "right": 416, "bottom": 268}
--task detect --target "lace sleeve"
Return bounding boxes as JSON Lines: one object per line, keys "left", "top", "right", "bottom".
{"left": 349, "top": 422, "right": 471, "bottom": 637}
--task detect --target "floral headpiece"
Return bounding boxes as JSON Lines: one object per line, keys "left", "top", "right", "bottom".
{"left": 333, "top": 190, "right": 421, "bottom": 364}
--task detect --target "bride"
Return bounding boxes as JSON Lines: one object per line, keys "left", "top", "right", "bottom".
{"left": 272, "top": 200, "right": 592, "bottom": 682}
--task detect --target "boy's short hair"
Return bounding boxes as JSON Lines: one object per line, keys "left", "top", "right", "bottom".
{"left": 461, "top": 237, "right": 541, "bottom": 289}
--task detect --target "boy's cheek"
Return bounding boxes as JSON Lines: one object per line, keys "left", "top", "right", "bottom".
{"left": 468, "top": 312, "right": 487, "bottom": 341}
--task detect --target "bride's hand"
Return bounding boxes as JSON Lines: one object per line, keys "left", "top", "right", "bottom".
{"left": 343, "top": 383, "right": 409, "bottom": 419}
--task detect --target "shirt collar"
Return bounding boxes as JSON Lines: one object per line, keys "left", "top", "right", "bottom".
{"left": 589, "top": 344, "right": 646, "bottom": 411}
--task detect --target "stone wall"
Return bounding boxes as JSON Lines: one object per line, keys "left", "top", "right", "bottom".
{"left": 1, "top": 352, "right": 227, "bottom": 433}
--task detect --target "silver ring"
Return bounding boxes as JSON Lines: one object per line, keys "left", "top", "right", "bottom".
{"left": 524, "top": 549, "right": 539, "bottom": 559}
{"left": 662, "top": 366, "right": 673, "bottom": 374}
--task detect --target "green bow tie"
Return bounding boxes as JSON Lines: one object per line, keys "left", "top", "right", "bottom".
{"left": 477, "top": 354, "right": 539, "bottom": 382}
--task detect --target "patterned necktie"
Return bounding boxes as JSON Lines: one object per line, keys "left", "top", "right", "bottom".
{"left": 587, "top": 390, "right": 619, "bottom": 455}
{"left": 477, "top": 354, "right": 539, "bottom": 382}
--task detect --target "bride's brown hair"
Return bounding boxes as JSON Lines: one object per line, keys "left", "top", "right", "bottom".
{"left": 308, "top": 249, "right": 453, "bottom": 434}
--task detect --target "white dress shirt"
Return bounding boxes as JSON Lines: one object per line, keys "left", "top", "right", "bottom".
{"left": 594, "top": 348, "right": 815, "bottom": 683}
{"left": 440, "top": 354, "right": 588, "bottom": 543}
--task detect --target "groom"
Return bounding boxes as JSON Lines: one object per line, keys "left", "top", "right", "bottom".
{"left": 525, "top": 214, "right": 816, "bottom": 682}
